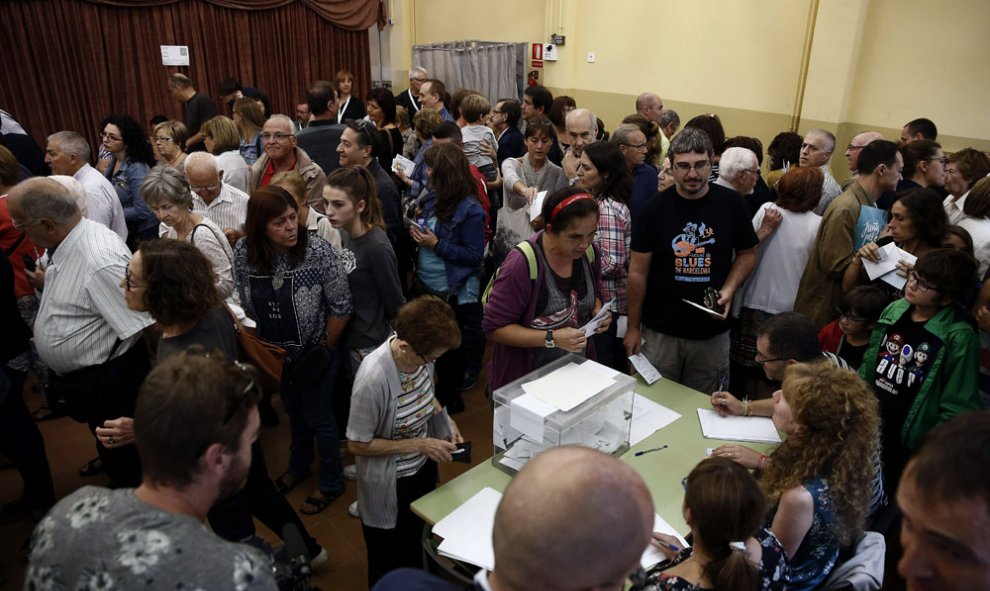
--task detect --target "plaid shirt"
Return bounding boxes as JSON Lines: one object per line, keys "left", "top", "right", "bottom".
{"left": 596, "top": 196, "right": 632, "bottom": 313}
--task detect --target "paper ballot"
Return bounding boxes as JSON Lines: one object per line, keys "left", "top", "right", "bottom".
{"left": 522, "top": 362, "right": 616, "bottom": 412}
{"left": 697, "top": 408, "right": 782, "bottom": 444}
{"left": 641, "top": 514, "right": 690, "bottom": 568}
{"left": 628, "top": 353, "right": 662, "bottom": 385}
{"left": 861, "top": 242, "right": 917, "bottom": 290}
{"left": 579, "top": 298, "right": 614, "bottom": 336}
{"left": 391, "top": 154, "right": 416, "bottom": 177}
{"left": 629, "top": 394, "right": 681, "bottom": 445}
{"left": 434, "top": 487, "right": 501, "bottom": 570}
{"left": 510, "top": 393, "right": 557, "bottom": 441}
{"left": 529, "top": 190, "right": 548, "bottom": 220}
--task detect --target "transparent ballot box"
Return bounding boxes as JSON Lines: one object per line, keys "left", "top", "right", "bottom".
{"left": 492, "top": 353, "right": 635, "bottom": 475}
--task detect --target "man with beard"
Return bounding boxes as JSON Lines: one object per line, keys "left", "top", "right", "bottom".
{"left": 25, "top": 351, "right": 278, "bottom": 590}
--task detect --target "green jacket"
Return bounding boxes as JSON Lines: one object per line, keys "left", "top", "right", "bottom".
{"left": 859, "top": 298, "right": 980, "bottom": 452}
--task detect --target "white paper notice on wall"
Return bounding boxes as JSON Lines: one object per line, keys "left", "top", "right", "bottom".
{"left": 161, "top": 46, "right": 190, "bottom": 66}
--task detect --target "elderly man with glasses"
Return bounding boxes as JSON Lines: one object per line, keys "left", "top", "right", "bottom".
{"left": 613, "top": 123, "right": 657, "bottom": 219}
{"left": 396, "top": 66, "right": 428, "bottom": 116}
{"left": 248, "top": 114, "right": 327, "bottom": 209}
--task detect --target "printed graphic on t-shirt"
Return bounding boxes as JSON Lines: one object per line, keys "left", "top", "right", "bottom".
{"left": 671, "top": 221, "right": 715, "bottom": 283}
{"left": 873, "top": 330, "right": 938, "bottom": 400}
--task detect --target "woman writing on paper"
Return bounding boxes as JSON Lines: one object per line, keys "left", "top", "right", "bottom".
{"left": 633, "top": 458, "right": 788, "bottom": 591}
{"left": 483, "top": 187, "right": 610, "bottom": 391}
{"left": 713, "top": 364, "right": 879, "bottom": 590}
{"left": 346, "top": 296, "right": 463, "bottom": 587}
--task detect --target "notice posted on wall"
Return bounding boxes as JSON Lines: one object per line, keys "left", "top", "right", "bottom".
{"left": 161, "top": 45, "right": 190, "bottom": 66}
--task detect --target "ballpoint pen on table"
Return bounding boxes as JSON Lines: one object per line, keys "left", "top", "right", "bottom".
{"left": 635, "top": 445, "right": 668, "bottom": 457}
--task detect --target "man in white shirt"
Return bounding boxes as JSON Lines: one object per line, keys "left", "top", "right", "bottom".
{"left": 44, "top": 131, "right": 127, "bottom": 240}
{"left": 185, "top": 151, "right": 249, "bottom": 246}
{"left": 713, "top": 147, "right": 761, "bottom": 197}
{"left": 799, "top": 128, "right": 843, "bottom": 215}
{"left": 9, "top": 178, "right": 152, "bottom": 488}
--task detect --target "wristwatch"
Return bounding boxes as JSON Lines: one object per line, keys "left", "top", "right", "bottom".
{"left": 545, "top": 329, "right": 556, "bottom": 349}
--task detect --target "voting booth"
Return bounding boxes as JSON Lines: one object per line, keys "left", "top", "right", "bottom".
{"left": 492, "top": 353, "right": 636, "bottom": 475}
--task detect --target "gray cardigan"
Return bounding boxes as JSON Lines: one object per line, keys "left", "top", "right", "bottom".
{"left": 346, "top": 337, "right": 450, "bottom": 528}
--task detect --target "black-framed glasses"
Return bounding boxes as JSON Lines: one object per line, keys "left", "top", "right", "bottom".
{"left": 906, "top": 270, "right": 939, "bottom": 293}
{"left": 101, "top": 131, "right": 123, "bottom": 142}
{"left": 11, "top": 218, "right": 41, "bottom": 231}
{"left": 837, "top": 308, "right": 868, "bottom": 324}
{"left": 755, "top": 351, "right": 789, "bottom": 365}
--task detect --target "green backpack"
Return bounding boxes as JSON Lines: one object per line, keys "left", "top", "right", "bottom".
{"left": 482, "top": 240, "right": 596, "bottom": 304}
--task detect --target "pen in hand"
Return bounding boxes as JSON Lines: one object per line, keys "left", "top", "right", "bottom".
{"left": 635, "top": 445, "right": 668, "bottom": 457}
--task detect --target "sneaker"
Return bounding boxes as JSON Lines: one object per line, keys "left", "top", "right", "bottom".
{"left": 310, "top": 547, "right": 329, "bottom": 570}
{"left": 347, "top": 501, "right": 360, "bottom": 518}
{"left": 343, "top": 464, "right": 357, "bottom": 481}
{"left": 461, "top": 371, "right": 478, "bottom": 391}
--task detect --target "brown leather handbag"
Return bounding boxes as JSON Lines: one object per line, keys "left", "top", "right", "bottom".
{"left": 230, "top": 310, "right": 286, "bottom": 391}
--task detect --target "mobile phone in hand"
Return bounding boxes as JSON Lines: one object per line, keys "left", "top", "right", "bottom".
{"left": 22, "top": 254, "right": 37, "bottom": 272}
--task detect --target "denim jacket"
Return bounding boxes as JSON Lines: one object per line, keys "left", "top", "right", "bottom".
{"left": 420, "top": 192, "right": 485, "bottom": 295}
{"left": 104, "top": 156, "right": 156, "bottom": 232}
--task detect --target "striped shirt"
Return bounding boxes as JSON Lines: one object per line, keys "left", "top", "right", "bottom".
{"left": 393, "top": 365, "right": 435, "bottom": 477}
{"left": 191, "top": 183, "right": 249, "bottom": 232}
{"left": 73, "top": 163, "right": 128, "bottom": 240}
{"left": 814, "top": 165, "right": 844, "bottom": 215}
{"left": 34, "top": 219, "right": 153, "bottom": 374}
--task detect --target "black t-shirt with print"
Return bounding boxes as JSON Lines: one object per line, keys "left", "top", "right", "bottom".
{"left": 631, "top": 183, "right": 758, "bottom": 339}
{"left": 870, "top": 311, "right": 941, "bottom": 484}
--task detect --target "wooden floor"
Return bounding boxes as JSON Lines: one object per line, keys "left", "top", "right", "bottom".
{"left": 0, "top": 366, "right": 496, "bottom": 591}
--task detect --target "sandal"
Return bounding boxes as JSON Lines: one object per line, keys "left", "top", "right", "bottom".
{"left": 273, "top": 472, "right": 306, "bottom": 495}
{"left": 78, "top": 457, "right": 104, "bottom": 477}
{"left": 299, "top": 490, "right": 343, "bottom": 515}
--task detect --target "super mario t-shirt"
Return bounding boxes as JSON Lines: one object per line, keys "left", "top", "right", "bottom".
{"left": 870, "top": 312, "right": 941, "bottom": 484}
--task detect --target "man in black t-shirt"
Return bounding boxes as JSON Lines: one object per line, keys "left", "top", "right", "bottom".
{"left": 625, "top": 128, "right": 758, "bottom": 393}
{"left": 168, "top": 73, "right": 217, "bottom": 153}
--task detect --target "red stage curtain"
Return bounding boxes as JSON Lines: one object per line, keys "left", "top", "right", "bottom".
{"left": 1, "top": 0, "right": 372, "bottom": 151}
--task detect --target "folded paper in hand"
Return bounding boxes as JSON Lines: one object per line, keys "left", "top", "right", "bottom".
{"left": 579, "top": 298, "right": 614, "bottom": 337}
{"left": 391, "top": 154, "right": 415, "bottom": 177}
{"left": 529, "top": 190, "right": 548, "bottom": 220}
{"left": 861, "top": 242, "right": 917, "bottom": 290}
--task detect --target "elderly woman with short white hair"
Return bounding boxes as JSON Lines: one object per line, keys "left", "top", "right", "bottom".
{"left": 141, "top": 164, "right": 235, "bottom": 299}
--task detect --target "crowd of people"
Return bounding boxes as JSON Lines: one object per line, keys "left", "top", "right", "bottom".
{"left": 1, "top": 64, "right": 989, "bottom": 590}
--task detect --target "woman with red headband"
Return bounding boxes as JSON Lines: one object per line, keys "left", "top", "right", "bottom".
{"left": 483, "top": 187, "right": 610, "bottom": 390}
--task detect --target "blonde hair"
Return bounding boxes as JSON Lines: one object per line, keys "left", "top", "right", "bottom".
{"left": 761, "top": 363, "right": 879, "bottom": 546}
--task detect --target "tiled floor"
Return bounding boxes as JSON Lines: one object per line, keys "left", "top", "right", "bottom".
{"left": 0, "top": 367, "right": 495, "bottom": 590}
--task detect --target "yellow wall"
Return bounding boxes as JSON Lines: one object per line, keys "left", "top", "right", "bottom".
{"left": 384, "top": 0, "right": 990, "bottom": 176}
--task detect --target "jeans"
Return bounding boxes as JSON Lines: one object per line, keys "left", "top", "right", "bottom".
{"left": 280, "top": 347, "right": 344, "bottom": 494}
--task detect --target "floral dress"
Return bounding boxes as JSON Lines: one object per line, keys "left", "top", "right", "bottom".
{"left": 633, "top": 528, "right": 789, "bottom": 591}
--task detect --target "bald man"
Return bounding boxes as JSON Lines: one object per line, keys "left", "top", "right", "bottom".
{"left": 561, "top": 108, "right": 598, "bottom": 181}
{"left": 841, "top": 131, "right": 885, "bottom": 190}
{"left": 248, "top": 114, "right": 327, "bottom": 209}
{"left": 373, "top": 446, "right": 655, "bottom": 590}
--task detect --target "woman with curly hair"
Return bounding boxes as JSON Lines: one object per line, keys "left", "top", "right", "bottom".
{"left": 755, "top": 363, "right": 879, "bottom": 590}
{"left": 100, "top": 114, "right": 158, "bottom": 245}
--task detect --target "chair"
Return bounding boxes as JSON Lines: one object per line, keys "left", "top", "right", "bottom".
{"left": 820, "top": 531, "right": 885, "bottom": 591}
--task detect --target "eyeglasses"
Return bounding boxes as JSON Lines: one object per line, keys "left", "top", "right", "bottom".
{"left": 261, "top": 132, "right": 294, "bottom": 142}
{"left": 846, "top": 144, "right": 867, "bottom": 151}
{"left": 11, "top": 218, "right": 41, "bottom": 231}
{"left": 622, "top": 142, "right": 648, "bottom": 151}
{"left": 411, "top": 77, "right": 428, "bottom": 83}
{"left": 906, "top": 270, "right": 939, "bottom": 293}
{"left": 837, "top": 308, "right": 868, "bottom": 324}
{"left": 101, "top": 132, "right": 123, "bottom": 142}
{"left": 673, "top": 161, "right": 711, "bottom": 172}
{"left": 124, "top": 266, "right": 145, "bottom": 291}
{"left": 755, "top": 351, "right": 789, "bottom": 365}
{"left": 154, "top": 136, "right": 174, "bottom": 144}
{"left": 224, "top": 361, "right": 257, "bottom": 424}
{"left": 190, "top": 183, "right": 220, "bottom": 193}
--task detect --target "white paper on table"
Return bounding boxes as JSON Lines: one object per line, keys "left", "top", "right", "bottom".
{"left": 528, "top": 190, "right": 548, "bottom": 220}
{"left": 641, "top": 513, "right": 690, "bottom": 568}
{"left": 522, "top": 362, "right": 616, "bottom": 412}
{"left": 580, "top": 298, "right": 615, "bottom": 337}
{"left": 616, "top": 315, "right": 628, "bottom": 338}
{"left": 629, "top": 393, "right": 682, "bottom": 445}
{"left": 391, "top": 154, "right": 415, "bottom": 177}
{"left": 510, "top": 393, "right": 556, "bottom": 442}
{"left": 582, "top": 359, "right": 619, "bottom": 380}
{"left": 629, "top": 353, "right": 662, "bottom": 385}
{"left": 697, "top": 408, "right": 782, "bottom": 444}
{"left": 434, "top": 487, "right": 501, "bottom": 570}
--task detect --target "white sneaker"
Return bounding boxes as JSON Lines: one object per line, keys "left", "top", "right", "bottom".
{"left": 347, "top": 501, "right": 360, "bottom": 518}
{"left": 343, "top": 464, "right": 357, "bottom": 481}
{"left": 310, "top": 547, "right": 329, "bottom": 570}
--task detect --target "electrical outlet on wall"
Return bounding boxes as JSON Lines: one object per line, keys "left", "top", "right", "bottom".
{"left": 586, "top": 52, "right": 596, "bottom": 63}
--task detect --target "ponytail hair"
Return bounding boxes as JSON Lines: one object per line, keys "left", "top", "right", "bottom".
{"left": 325, "top": 166, "right": 384, "bottom": 230}
{"left": 684, "top": 458, "right": 765, "bottom": 591}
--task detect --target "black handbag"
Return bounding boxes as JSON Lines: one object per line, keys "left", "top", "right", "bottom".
{"left": 285, "top": 345, "right": 333, "bottom": 388}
